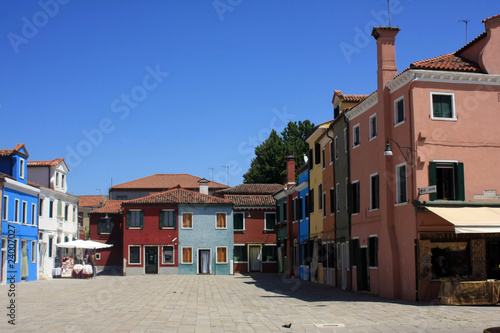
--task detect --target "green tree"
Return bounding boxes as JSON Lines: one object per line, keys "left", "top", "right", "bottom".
{"left": 243, "top": 120, "right": 315, "bottom": 184}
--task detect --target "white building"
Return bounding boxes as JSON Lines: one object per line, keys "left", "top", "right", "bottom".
{"left": 28, "top": 158, "right": 79, "bottom": 279}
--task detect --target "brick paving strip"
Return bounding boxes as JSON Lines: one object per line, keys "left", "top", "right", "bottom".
{"left": 1, "top": 273, "right": 499, "bottom": 332}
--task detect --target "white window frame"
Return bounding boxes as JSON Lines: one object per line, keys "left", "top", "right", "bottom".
{"left": 14, "top": 239, "right": 19, "bottom": 263}
{"left": 336, "top": 183, "right": 340, "bottom": 213}
{"left": 215, "top": 212, "right": 227, "bottom": 229}
{"left": 181, "top": 246, "right": 193, "bottom": 264}
{"left": 395, "top": 162, "right": 408, "bottom": 205}
{"left": 128, "top": 245, "right": 142, "bottom": 265}
{"left": 430, "top": 92, "right": 456, "bottom": 121}
{"left": 262, "top": 244, "right": 277, "bottom": 263}
{"left": 369, "top": 113, "right": 377, "bottom": 140}
{"left": 344, "top": 128, "right": 348, "bottom": 153}
{"left": 55, "top": 172, "right": 59, "bottom": 187}
{"left": 161, "top": 209, "right": 176, "bottom": 229}
{"left": 15, "top": 199, "right": 20, "bottom": 222}
{"left": 318, "top": 184, "right": 323, "bottom": 211}
{"left": 233, "top": 212, "right": 245, "bottom": 231}
{"left": 3, "top": 196, "right": 8, "bottom": 221}
{"left": 181, "top": 212, "right": 193, "bottom": 229}
{"left": 19, "top": 158, "right": 25, "bottom": 179}
{"left": 22, "top": 201, "right": 27, "bottom": 223}
{"left": 31, "top": 240, "right": 36, "bottom": 263}
{"left": 216, "top": 246, "right": 228, "bottom": 264}
{"left": 352, "top": 124, "right": 360, "bottom": 148}
{"left": 95, "top": 253, "right": 101, "bottom": 260}
{"left": 129, "top": 209, "right": 142, "bottom": 229}
{"left": 322, "top": 147, "right": 326, "bottom": 170}
{"left": 351, "top": 180, "right": 360, "bottom": 215}
{"left": 31, "top": 203, "right": 36, "bottom": 225}
{"left": 233, "top": 244, "right": 247, "bottom": 263}
{"left": 264, "top": 212, "right": 276, "bottom": 231}
{"left": 394, "top": 96, "right": 405, "bottom": 127}
{"left": 162, "top": 245, "right": 175, "bottom": 265}
{"left": 369, "top": 173, "right": 379, "bottom": 211}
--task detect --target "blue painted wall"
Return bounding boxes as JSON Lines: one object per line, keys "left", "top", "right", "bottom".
{"left": 178, "top": 205, "right": 233, "bottom": 275}
{"left": 298, "top": 169, "right": 310, "bottom": 281}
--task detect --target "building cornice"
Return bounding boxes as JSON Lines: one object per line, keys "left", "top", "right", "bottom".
{"left": 4, "top": 178, "right": 40, "bottom": 196}
{"left": 295, "top": 182, "right": 308, "bottom": 192}
{"left": 345, "top": 92, "right": 378, "bottom": 121}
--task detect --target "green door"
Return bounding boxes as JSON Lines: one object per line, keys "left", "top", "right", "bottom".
{"left": 145, "top": 247, "right": 158, "bottom": 274}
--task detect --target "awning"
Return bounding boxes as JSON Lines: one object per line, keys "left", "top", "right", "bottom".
{"left": 426, "top": 206, "right": 500, "bottom": 233}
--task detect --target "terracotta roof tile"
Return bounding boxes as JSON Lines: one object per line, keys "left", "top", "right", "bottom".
{"left": 124, "top": 188, "right": 234, "bottom": 205}
{"left": 76, "top": 195, "right": 106, "bottom": 207}
{"left": 90, "top": 200, "right": 124, "bottom": 214}
{"left": 0, "top": 144, "right": 28, "bottom": 157}
{"left": 333, "top": 91, "right": 369, "bottom": 103}
{"left": 215, "top": 184, "right": 283, "bottom": 195}
{"left": 409, "top": 53, "right": 482, "bottom": 73}
{"left": 27, "top": 158, "right": 64, "bottom": 167}
{"left": 110, "top": 174, "right": 229, "bottom": 191}
{"left": 224, "top": 194, "right": 276, "bottom": 207}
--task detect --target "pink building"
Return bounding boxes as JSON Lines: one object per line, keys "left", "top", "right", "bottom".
{"left": 346, "top": 15, "right": 500, "bottom": 301}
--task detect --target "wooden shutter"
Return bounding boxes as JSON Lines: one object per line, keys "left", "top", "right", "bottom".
{"left": 217, "top": 213, "right": 225, "bottom": 228}
{"left": 183, "top": 247, "right": 192, "bottom": 263}
{"left": 455, "top": 162, "right": 465, "bottom": 201}
{"left": 217, "top": 247, "right": 226, "bottom": 263}
{"left": 183, "top": 213, "right": 192, "bottom": 228}
{"left": 429, "top": 162, "right": 437, "bottom": 201}
{"left": 126, "top": 212, "right": 131, "bottom": 228}
{"left": 159, "top": 211, "right": 165, "bottom": 228}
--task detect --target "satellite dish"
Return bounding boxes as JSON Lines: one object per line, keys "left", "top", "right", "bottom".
{"left": 303, "top": 155, "right": 308, "bottom": 164}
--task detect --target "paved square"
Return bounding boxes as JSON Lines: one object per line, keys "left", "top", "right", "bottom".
{"left": 1, "top": 273, "right": 499, "bottom": 332}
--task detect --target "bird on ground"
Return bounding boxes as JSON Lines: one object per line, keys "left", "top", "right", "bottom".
{"left": 282, "top": 323, "right": 292, "bottom": 328}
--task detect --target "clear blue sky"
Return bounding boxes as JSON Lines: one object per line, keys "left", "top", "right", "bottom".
{"left": 0, "top": 1, "right": 497, "bottom": 195}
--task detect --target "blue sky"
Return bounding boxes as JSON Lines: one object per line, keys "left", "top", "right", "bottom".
{"left": 0, "top": 1, "right": 497, "bottom": 195}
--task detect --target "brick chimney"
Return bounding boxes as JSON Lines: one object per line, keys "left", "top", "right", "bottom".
{"left": 286, "top": 155, "right": 296, "bottom": 188}
{"left": 372, "top": 27, "right": 400, "bottom": 93}
{"left": 479, "top": 14, "right": 500, "bottom": 74}
{"left": 198, "top": 178, "right": 209, "bottom": 195}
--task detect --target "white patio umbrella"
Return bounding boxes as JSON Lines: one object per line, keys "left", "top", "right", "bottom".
{"left": 56, "top": 239, "right": 113, "bottom": 249}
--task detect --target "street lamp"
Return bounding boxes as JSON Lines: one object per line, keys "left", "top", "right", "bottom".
{"left": 383, "top": 138, "right": 416, "bottom": 167}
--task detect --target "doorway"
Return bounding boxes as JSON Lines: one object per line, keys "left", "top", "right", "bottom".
{"left": 357, "top": 247, "right": 369, "bottom": 291}
{"left": 249, "top": 245, "right": 260, "bottom": 272}
{"left": 145, "top": 247, "right": 158, "bottom": 274}
{"left": 198, "top": 249, "right": 211, "bottom": 274}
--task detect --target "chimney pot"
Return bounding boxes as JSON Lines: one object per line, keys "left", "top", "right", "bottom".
{"left": 286, "top": 155, "right": 296, "bottom": 188}
{"left": 479, "top": 14, "right": 500, "bottom": 74}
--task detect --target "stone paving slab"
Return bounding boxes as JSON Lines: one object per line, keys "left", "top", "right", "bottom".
{"left": 0, "top": 273, "right": 499, "bottom": 332}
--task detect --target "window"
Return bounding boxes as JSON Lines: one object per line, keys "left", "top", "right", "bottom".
{"left": 297, "top": 197, "right": 303, "bottom": 220}
{"left": 369, "top": 114, "right": 377, "bottom": 139}
{"left": 19, "top": 158, "right": 25, "bottom": 179}
{"left": 73, "top": 207, "right": 77, "bottom": 222}
{"left": 64, "top": 204, "right": 68, "bottom": 220}
{"left": 61, "top": 174, "right": 65, "bottom": 188}
{"left": 117, "top": 196, "right": 127, "bottom": 200}
{"left": 329, "top": 141, "right": 334, "bottom": 164}
{"left": 322, "top": 147, "right": 326, "bottom": 169}
{"left": 344, "top": 128, "right": 348, "bottom": 153}
{"left": 98, "top": 218, "right": 113, "bottom": 234}
{"left": 336, "top": 183, "right": 340, "bottom": 213}
{"left": 310, "top": 188, "right": 315, "bottom": 213}
{"left": 431, "top": 243, "right": 469, "bottom": 279}
{"left": 48, "top": 237, "right": 53, "bottom": 258}
{"left": 431, "top": 93, "right": 455, "bottom": 120}
{"left": 370, "top": 174, "right": 379, "bottom": 210}
{"left": 353, "top": 124, "right": 360, "bottom": 147}
{"left": 282, "top": 202, "right": 287, "bottom": 222}
{"left": 330, "top": 188, "right": 335, "bottom": 215}
{"left": 318, "top": 184, "right": 323, "bottom": 211}
{"left": 394, "top": 97, "right": 405, "bottom": 125}
{"left": 55, "top": 172, "right": 59, "bottom": 187}
{"left": 49, "top": 201, "right": 53, "bottom": 218}
{"left": 2, "top": 196, "right": 8, "bottom": 221}
{"left": 181, "top": 247, "right": 193, "bottom": 264}
{"left": 39, "top": 198, "right": 43, "bottom": 216}
{"left": 15, "top": 199, "right": 20, "bottom": 222}
{"left": 308, "top": 149, "right": 313, "bottom": 170}
{"left": 265, "top": 212, "right": 276, "bottom": 231}
{"left": 304, "top": 193, "right": 309, "bottom": 216}
{"left": 396, "top": 163, "right": 407, "bottom": 204}
{"left": 334, "top": 137, "right": 339, "bottom": 160}
{"left": 182, "top": 213, "right": 193, "bottom": 229}
{"left": 262, "top": 245, "right": 277, "bottom": 262}
{"left": 162, "top": 246, "right": 174, "bottom": 264}
{"left": 216, "top": 247, "right": 227, "bottom": 263}
{"left": 31, "top": 240, "right": 36, "bottom": 263}
{"left": 95, "top": 253, "right": 101, "bottom": 260}
{"left": 234, "top": 213, "right": 244, "bottom": 230}
{"left": 160, "top": 210, "right": 176, "bottom": 228}
{"left": 322, "top": 192, "right": 326, "bottom": 217}
{"left": 351, "top": 181, "right": 360, "bottom": 214}
{"left": 127, "top": 210, "right": 143, "bottom": 228}
{"left": 216, "top": 213, "right": 226, "bottom": 229}
{"left": 233, "top": 245, "right": 247, "bottom": 262}
{"left": 292, "top": 198, "right": 296, "bottom": 221}
{"left": 315, "top": 143, "right": 321, "bottom": 165}
{"left": 368, "top": 237, "right": 378, "bottom": 267}
{"left": 129, "top": 246, "right": 141, "bottom": 264}
{"left": 22, "top": 201, "right": 27, "bottom": 223}
{"left": 31, "top": 204, "right": 36, "bottom": 225}
{"left": 429, "top": 162, "right": 465, "bottom": 201}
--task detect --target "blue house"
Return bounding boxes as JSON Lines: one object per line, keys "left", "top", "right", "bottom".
{"left": 297, "top": 165, "right": 310, "bottom": 281}
{"left": 0, "top": 144, "right": 40, "bottom": 283}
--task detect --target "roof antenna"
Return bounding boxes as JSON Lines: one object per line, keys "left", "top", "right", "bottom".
{"left": 387, "top": 0, "right": 391, "bottom": 27}
{"left": 459, "top": 19, "right": 469, "bottom": 44}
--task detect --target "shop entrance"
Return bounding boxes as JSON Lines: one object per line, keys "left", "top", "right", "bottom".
{"left": 145, "top": 247, "right": 158, "bottom": 274}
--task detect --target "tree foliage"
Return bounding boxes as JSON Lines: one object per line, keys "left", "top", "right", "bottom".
{"left": 243, "top": 120, "right": 315, "bottom": 184}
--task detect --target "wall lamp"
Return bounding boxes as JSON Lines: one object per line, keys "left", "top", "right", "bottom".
{"left": 384, "top": 138, "right": 416, "bottom": 167}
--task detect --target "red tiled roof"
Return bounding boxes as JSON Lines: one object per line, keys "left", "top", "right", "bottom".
{"left": 90, "top": 200, "right": 124, "bottom": 214}
{"left": 0, "top": 144, "right": 28, "bottom": 157}
{"left": 409, "top": 53, "right": 482, "bottom": 73}
{"left": 76, "top": 195, "right": 106, "bottom": 207}
{"left": 124, "top": 188, "right": 234, "bottom": 205}
{"left": 109, "top": 174, "right": 229, "bottom": 190}
{"left": 215, "top": 184, "right": 283, "bottom": 195}
{"left": 333, "top": 90, "right": 369, "bottom": 103}
{"left": 27, "top": 158, "right": 64, "bottom": 167}
{"left": 224, "top": 194, "right": 276, "bottom": 207}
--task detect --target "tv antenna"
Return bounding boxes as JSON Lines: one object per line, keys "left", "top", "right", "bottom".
{"left": 387, "top": 0, "right": 391, "bottom": 27}
{"left": 459, "top": 19, "right": 470, "bottom": 44}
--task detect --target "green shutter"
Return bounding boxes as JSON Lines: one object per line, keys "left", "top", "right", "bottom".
{"left": 429, "top": 162, "right": 437, "bottom": 201}
{"left": 126, "top": 212, "right": 131, "bottom": 228}
{"left": 173, "top": 211, "right": 177, "bottom": 228}
{"left": 455, "top": 162, "right": 465, "bottom": 201}
{"left": 57, "top": 201, "right": 62, "bottom": 217}
{"left": 159, "top": 211, "right": 164, "bottom": 228}
{"left": 140, "top": 211, "right": 144, "bottom": 228}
